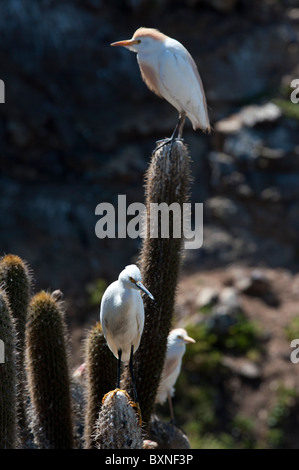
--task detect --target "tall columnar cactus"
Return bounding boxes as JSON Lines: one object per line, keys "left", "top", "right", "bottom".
{"left": 0, "top": 289, "right": 17, "bottom": 449}
{"left": 25, "top": 291, "right": 74, "bottom": 448}
{"left": 0, "top": 254, "right": 31, "bottom": 444}
{"left": 84, "top": 322, "right": 117, "bottom": 449}
{"left": 94, "top": 390, "right": 143, "bottom": 449}
{"left": 121, "top": 141, "right": 191, "bottom": 425}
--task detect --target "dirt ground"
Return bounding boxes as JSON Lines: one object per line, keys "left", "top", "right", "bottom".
{"left": 175, "top": 264, "right": 299, "bottom": 446}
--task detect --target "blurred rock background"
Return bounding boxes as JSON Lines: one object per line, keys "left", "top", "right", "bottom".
{"left": 1, "top": 0, "right": 299, "bottom": 448}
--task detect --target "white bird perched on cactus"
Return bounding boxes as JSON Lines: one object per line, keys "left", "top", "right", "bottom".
{"left": 155, "top": 328, "right": 195, "bottom": 422}
{"left": 111, "top": 27, "right": 210, "bottom": 146}
{"left": 100, "top": 264, "right": 154, "bottom": 419}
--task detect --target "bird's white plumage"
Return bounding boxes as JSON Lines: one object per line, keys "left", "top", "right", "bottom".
{"left": 100, "top": 264, "right": 151, "bottom": 362}
{"left": 138, "top": 37, "right": 209, "bottom": 131}
{"left": 155, "top": 328, "right": 195, "bottom": 405}
{"left": 111, "top": 28, "right": 210, "bottom": 133}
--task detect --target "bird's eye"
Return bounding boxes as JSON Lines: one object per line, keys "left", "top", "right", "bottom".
{"left": 129, "top": 276, "right": 136, "bottom": 284}
{"left": 136, "top": 39, "right": 141, "bottom": 44}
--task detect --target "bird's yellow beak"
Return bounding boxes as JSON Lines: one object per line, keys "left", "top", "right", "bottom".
{"left": 184, "top": 335, "right": 196, "bottom": 344}
{"left": 110, "top": 39, "right": 140, "bottom": 47}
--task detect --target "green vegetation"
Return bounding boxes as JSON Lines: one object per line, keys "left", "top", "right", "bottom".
{"left": 86, "top": 278, "right": 107, "bottom": 308}
{"left": 284, "top": 316, "right": 299, "bottom": 342}
{"left": 267, "top": 385, "right": 299, "bottom": 448}
{"left": 273, "top": 99, "right": 299, "bottom": 121}
{"left": 221, "top": 313, "right": 262, "bottom": 356}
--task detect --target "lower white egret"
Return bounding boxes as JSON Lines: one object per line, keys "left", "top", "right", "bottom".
{"left": 100, "top": 264, "right": 154, "bottom": 416}
{"left": 155, "top": 328, "right": 195, "bottom": 422}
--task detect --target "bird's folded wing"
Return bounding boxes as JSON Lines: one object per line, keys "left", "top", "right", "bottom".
{"left": 159, "top": 46, "right": 209, "bottom": 130}
{"left": 163, "top": 355, "right": 180, "bottom": 379}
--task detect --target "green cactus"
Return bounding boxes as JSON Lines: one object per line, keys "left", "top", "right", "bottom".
{"left": 121, "top": 141, "right": 191, "bottom": 426}
{"left": 25, "top": 291, "right": 74, "bottom": 448}
{"left": 0, "top": 289, "right": 17, "bottom": 449}
{"left": 0, "top": 254, "right": 31, "bottom": 444}
{"left": 94, "top": 389, "right": 143, "bottom": 449}
{"left": 83, "top": 322, "right": 117, "bottom": 449}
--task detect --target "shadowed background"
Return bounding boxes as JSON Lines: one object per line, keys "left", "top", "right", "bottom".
{"left": 1, "top": 0, "right": 299, "bottom": 448}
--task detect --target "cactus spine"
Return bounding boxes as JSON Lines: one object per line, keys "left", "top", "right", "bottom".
{"left": 0, "top": 289, "right": 17, "bottom": 448}
{"left": 121, "top": 141, "right": 191, "bottom": 425}
{"left": 0, "top": 254, "right": 31, "bottom": 445}
{"left": 25, "top": 291, "right": 74, "bottom": 448}
{"left": 84, "top": 322, "right": 117, "bottom": 448}
{"left": 94, "top": 390, "right": 143, "bottom": 449}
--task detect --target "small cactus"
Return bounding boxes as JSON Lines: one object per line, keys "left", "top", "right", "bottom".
{"left": 25, "top": 291, "right": 74, "bottom": 448}
{"left": 0, "top": 254, "right": 31, "bottom": 445}
{"left": 94, "top": 390, "right": 143, "bottom": 449}
{"left": 0, "top": 289, "right": 17, "bottom": 449}
{"left": 121, "top": 141, "right": 191, "bottom": 426}
{"left": 83, "top": 322, "right": 117, "bottom": 449}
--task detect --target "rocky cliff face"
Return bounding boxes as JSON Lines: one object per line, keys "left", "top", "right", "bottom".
{"left": 0, "top": 0, "right": 298, "bottom": 320}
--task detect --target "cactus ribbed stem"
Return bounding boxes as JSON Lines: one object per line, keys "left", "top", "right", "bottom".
{"left": 94, "top": 390, "right": 143, "bottom": 449}
{"left": 25, "top": 291, "right": 74, "bottom": 448}
{"left": 0, "top": 289, "right": 17, "bottom": 449}
{"left": 121, "top": 141, "right": 191, "bottom": 426}
{"left": 0, "top": 254, "right": 31, "bottom": 445}
{"left": 84, "top": 322, "right": 117, "bottom": 449}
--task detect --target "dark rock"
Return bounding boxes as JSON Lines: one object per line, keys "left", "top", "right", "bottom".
{"left": 235, "top": 269, "right": 280, "bottom": 306}
{"left": 235, "top": 270, "right": 269, "bottom": 296}
{"left": 196, "top": 287, "right": 219, "bottom": 309}
{"left": 221, "top": 356, "right": 261, "bottom": 379}
{"left": 205, "top": 196, "right": 251, "bottom": 227}
{"left": 206, "top": 303, "right": 239, "bottom": 336}
{"left": 148, "top": 418, "right": 190, "bottom": 449}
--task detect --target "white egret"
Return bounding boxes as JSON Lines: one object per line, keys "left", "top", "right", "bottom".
{"left": 100, "top": 264, "right": 154, "bottom": 415}
{"left": 155, "top": 328, "right": 195, "bottom": 422}
{"left": 111, "top": 27, "right": 210, "bottom": 147}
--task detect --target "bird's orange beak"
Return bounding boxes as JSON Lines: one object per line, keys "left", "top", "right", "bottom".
{"left": 184, "top": 335, "right": 196, "bottom": 344}
{"left": 110, "top": 39, "right": 140, "bottom": 47}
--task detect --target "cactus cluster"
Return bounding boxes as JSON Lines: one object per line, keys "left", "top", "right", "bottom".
{"left": 0, "top": 140, "right": 192, "bottom": 449}
{"left": 0, "top": 289, "right": 17, "bottom": 449}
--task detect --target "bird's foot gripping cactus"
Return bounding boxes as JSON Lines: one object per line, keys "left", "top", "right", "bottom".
{"left": 102, "top": 388, "right": 129, "bottom": 403}
{"left": 94, "top": 389, "right": 143, "bottom": 449}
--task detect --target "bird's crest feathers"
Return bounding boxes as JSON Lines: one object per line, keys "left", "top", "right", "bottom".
{"left": 133, "top": 27, "right": 167, "bottom": 42}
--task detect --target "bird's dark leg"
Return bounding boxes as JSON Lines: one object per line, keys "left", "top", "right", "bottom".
{"left": 177, "top": 112, "right": 186, "bottom": 139}
{"left": 102, "top": 348, "right": 124, "bottom": 404}
{"left": 168, "top": 392, "right": 175, "bottom": 425}
{"left": 155, "top": 112, "right": 186, "bottom": 156}
{"left": 129, "top": 345, "right": 142, "bottom": 424}
{"left": 129, "top": 345, "right": 138, "bottom": 404}
{"left": 117, "top": 349, "right": 122, "bottom": 389}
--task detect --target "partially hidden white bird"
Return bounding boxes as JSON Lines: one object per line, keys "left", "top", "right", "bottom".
{"left": 100, "top": 264, "right": 154, "bottom": 410}
{"left": 111, "top": 27, "right": 210, "bottom": 145}
{"left": 155, "top": 328, "right": 195, "bottom": 422}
